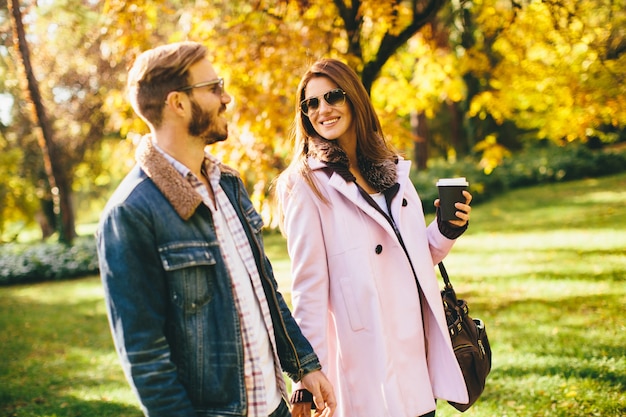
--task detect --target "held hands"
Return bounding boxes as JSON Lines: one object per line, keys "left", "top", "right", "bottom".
{"left": 435, "top": 190, "right": 473, "bottom": 228}
{"left": 291, "top": 402, "right": 313, "bottom": 417}
{"left": 294, "top": 370, "right": 336, "bottom": 417}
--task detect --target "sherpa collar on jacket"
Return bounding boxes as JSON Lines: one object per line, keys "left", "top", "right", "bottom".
{"left": 306, "top": 134, "right": 397, "bottom": 192}
{"left": 134, "top": 136, "right": 244, "bottom": 221}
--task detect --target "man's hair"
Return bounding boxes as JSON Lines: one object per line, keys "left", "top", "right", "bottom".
{"left": 127, "top": 41, "right": 207, "bottom": 128}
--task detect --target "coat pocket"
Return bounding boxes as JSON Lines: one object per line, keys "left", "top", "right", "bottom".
{"left": 338, "top": 276, "right": 365, "bottom": 331}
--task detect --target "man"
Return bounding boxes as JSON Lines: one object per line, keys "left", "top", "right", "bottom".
{"left": 96, "top": 41, "right": 336, "bottom": 417}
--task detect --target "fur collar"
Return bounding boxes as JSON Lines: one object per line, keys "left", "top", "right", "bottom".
{"left": 135, "top": 137, "right": 202, "bottom": 220}
{"left": 307, "top": 135, "right": 397, "bottom": 192}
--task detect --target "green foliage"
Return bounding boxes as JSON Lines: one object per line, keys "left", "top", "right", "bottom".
{"left": 461, "top": 0, "right": 626, "bottom": 144}
{"left": 0, "top": 236, "right": 98, "bottom": 286}
{"left": 412, "top": 142, "right": 626, "bottom": 213}
{"left": 0, "top": 134, "right": 39, "bottom": 236}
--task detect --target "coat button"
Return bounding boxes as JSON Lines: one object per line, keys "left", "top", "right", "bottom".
{"left": 402, "top": 198, "right": 408, "bottom": 206}
{"left": 375, "top": 245, "right": 383, "bottom": 254}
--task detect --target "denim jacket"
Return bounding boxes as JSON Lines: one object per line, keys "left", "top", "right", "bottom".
{"left": 97, "top": 138, "right": 321, "bottom": 417}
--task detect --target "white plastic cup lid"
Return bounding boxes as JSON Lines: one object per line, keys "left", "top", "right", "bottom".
{"left": 436, "top": 177, "right": 469, "bottom": 186}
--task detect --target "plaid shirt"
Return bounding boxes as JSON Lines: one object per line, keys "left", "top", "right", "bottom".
{"left": 158, "top": 146, "right": 287, "bottom": 416}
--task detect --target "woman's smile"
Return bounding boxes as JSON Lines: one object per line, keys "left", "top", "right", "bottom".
{"left": 305, "top": 77, "right": 353, "bottom": 142}
{"left": 320, "top": 117, "right": 340, "bottom": 126}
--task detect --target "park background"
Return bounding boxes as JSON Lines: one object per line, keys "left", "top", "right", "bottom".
{"left": 1, "top": 0, "right": 625, "bottom": 416}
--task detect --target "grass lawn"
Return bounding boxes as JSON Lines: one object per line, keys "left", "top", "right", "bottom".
{"left": 1, "top": 173, "right": 625, "bottom": 416}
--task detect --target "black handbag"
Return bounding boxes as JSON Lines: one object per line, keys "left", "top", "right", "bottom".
{"left": 438, "top": 262, "right": 492, "bottom": 412}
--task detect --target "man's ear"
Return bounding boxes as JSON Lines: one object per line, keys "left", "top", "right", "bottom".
{"left": 165, "top": 91, "right": 187, "bottom": 114}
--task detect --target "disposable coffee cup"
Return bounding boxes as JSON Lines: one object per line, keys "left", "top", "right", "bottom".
{"left": 436, "top": 177, "right": 469, "bottom": 221}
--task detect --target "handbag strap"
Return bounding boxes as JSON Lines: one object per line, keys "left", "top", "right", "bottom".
{"left": 438, "top": 261, "right": 454, "bottom": 290}
{"left": 439, "top": 262, "right": 465, "bottom": 319}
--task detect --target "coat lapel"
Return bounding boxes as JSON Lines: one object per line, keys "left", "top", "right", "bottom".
{"left": 389, "top": 159, "right": 411, "bottom": 222}
{"left": 308, "top": 156, "right": 414, "bottom": 238}
{"left": 310, "top": 158, "right": 399, "bottom": 238}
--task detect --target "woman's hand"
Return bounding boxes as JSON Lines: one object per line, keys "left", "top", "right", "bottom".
{"left": 435, "top": 190, "right": 472, "bottom": 227}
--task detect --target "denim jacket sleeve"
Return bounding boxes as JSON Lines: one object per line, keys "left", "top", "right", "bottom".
{"left": 270, "top": 265, "right": 323, "bottom": 381}
{"left": 97, "top": 201, "right": 197, "bottom": 417}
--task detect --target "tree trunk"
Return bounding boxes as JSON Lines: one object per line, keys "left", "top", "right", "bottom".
{"left": 411, "top": 110, "right": 429, "bottom": 170}
{"left": 8, "top": 0, "right": 76, "bottom": 243}
{"left": 333, "top": 0, "right": 447, "bottom": 93}
{"left": 449, "top": 100, "right": 468, "bottom": 157}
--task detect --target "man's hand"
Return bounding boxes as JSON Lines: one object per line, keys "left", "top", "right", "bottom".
{"left": 298, "top": 370, "right": 336, "bottom": 417}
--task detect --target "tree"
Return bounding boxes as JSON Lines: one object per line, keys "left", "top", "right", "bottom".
{"left": 98, "top": 0, "right": 450, "bottom": 223}
{"left": 3, "top": 0, "right": 623, "bottom": 239}
{"left": 178, "top": 0, "right": 450, "bottom": 203}
{"left": 2, "top": 0, "right": 157, "bottom": 241}
{"left": 7, "top": 0, "right": 76, "bottom": 242}
{"left": 459, "top": 0, "right": 626, "bottom": 144}
{"left": 332, "top": 0, "right": 448, "bottom": 92}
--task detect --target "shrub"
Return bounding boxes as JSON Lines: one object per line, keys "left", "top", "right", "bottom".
{"left": 412, "top": 141, "right": 626, "bottom": 214}
{"left": 0, "top": 236, "right": 99, "bottom": 286}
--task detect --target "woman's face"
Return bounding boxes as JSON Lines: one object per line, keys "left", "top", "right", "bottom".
{"left": 302, "top": 76, "right": 354, "bottom": 144}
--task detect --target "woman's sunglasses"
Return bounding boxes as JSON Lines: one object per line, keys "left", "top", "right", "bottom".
{"left": 300, "top": 88, "right": 347, "bottom": 116}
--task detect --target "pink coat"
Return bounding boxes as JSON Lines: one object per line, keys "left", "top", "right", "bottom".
{"left": 277, "top": 157, "right": 469, "bottom": 417}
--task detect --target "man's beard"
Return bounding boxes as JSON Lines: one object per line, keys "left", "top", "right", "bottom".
{"left": 188, "top": 99, "right": 228, "bottom": 145}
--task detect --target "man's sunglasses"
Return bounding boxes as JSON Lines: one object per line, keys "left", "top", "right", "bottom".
{"left": 177, "top": 78, "right": 225, "bottom": 96}
{"left": 300, "top": 88, "right": 347, "bottom": 116}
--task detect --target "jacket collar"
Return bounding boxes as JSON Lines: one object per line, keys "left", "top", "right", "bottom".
{"left": 306, "top": 135, "right": 398, "bottom": 192}
{"left": 308, "top": 156, "right": 411, "bottom": 189}
{"left": 309, "top": 155, "right": 412, "bottom": 235}
{"left": 135, "top": 136, "right": 202, "bottom": 221}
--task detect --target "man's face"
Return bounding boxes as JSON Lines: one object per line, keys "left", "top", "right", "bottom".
{"left": 188, "top": 96, "right": 228, "bottom": 145}
{"left": 185, "top": 59, "right": 231, "bottom": 145}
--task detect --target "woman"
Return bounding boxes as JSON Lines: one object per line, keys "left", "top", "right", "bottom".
{"left": 274, "top": 58, "right": 473, "bottom": 417}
